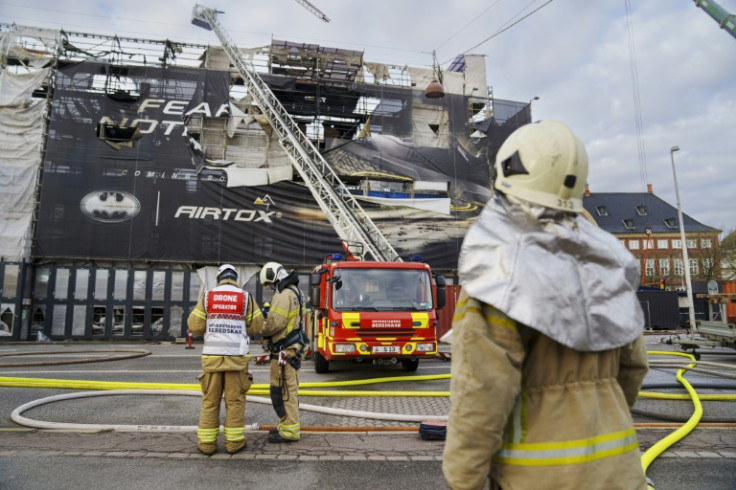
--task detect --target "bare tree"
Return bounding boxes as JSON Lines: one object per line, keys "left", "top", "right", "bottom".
{"left": 675, "top": 231, "right": 722, "bottom": 282}
{"left": 721, "top": 229, "right": 736, "bottom": 281}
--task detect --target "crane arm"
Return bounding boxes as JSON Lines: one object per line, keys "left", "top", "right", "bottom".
{"left": 694, "top": 0, "right": 736, "bottom": 39}
{"left": 293, "top": 0, "right": 331, "bottom": 23}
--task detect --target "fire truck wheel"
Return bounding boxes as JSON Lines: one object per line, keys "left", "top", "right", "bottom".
{"left": 314, "top": 351, "right": 330, "bottom": 373}
{"left": 401, "top": 358, "right": 419, "bottom": 372}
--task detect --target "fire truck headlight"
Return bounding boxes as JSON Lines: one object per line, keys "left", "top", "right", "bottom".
{"left": 334, "top": 343, "right": 356, "bottom": 353}
{"left": 415, "top": 343, "right": 435, "bottom": 352}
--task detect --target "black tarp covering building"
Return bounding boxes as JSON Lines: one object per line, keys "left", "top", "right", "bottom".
{"left": 35, "top": 59, "right": 527, "bottom": 270}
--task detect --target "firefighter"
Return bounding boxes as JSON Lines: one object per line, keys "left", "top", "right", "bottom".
{"left": 253, "top": 261, "right": 308, "bottom": 443}
{"left": 442, "top": 121, "right": 650, "bottom": 490}
{"left": 187, "top": 264, "right": 263, "bottom": 455}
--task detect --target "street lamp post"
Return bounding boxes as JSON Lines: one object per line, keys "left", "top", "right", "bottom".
{"left": 670, "top": 145, "right": 697, "bottom": 338}
{"left": 528, "top": 96, "right": 539, "bottom": 120}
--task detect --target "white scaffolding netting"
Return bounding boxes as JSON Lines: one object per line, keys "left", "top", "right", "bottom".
{"left": 0, "top": 27, "right": 54, "bottom": 261}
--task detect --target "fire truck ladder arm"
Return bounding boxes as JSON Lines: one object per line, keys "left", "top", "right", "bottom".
{"left": 191, "top": 5, "right": 400, "bottom": 262}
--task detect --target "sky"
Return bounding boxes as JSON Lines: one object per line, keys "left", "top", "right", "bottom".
{"left": 2, "top": 0, "right": 735, "bottom": 236}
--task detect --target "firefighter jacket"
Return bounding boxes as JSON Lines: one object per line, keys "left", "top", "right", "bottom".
{"left": 442, "top": 292, "right": 649, "bottom": 490}
{"left": 251, "top": 276, "right": 304, "bottom": 349}
{"left": 442, "top": 193, "right": 649, "bottom": 489}
{"left": 188, "top": 279, "right": 263, "bottom": 370}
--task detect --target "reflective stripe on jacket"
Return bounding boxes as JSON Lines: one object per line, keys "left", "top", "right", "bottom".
{"left": 495, "top": 427, "right": 639, "bottom": 466}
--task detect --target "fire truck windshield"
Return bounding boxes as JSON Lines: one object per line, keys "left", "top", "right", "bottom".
{"left": 332, "top": 268, "right": 433, "bottom": 311}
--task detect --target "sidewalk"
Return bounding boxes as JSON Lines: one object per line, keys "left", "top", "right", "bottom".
{"left": 0, "top": 429, "right": 445, "bottom": 461}
{"left": 1, "top": 427, "right": 734, "bottom": 461}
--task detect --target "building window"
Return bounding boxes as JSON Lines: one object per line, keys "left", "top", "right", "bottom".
{"left": 659, "top": 258, "right": 670, "bottom": 276}
{"left": 635, "top": 205, "right": 647, "bottom": 216}
{"left": 689, "top": 259, "right": 699, "bottom": 275}
{"left": 674, "top": 258, "right": 683, "bottom": 276}
{"left": 628, "top": 240, "right": 640, "bottom": 250}
{"left": 686, "top": 239, "right": 697, "bottom": 249}
{"left": 622, "top": 219, "right": 635, "bottom": 230}
{"left": 664, "top": 218, "right": 677, "bottom": 229}
{"left": 645, "top": 259, "right": 655, "bottom": 277}
{"left": 596, "top": 206, "right": 608, "bottom": 216}
{"left": 672, "top": 239, "right": 682, "bottom": 249}
{"left": 703, "top": 258, "right": 713, "bottom": 273}
{"left": 657, "top": 239, "right": 668, "bottom": 250}
{"left": 701, "top": 238, "right": 712, "bottom": 248}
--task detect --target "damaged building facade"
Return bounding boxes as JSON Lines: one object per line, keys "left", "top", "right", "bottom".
{"left": 0, "top": 24, "right": 531, "bottom": 340}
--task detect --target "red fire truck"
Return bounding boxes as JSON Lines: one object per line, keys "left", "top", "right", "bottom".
{"left": 308, "top": 253, "right": 446, "bottom": 373}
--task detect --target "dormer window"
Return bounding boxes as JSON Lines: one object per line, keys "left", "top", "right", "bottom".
{"left": 664, "top": 218, "right": 677, "bottom": 229}
{"left": 635, "top": 205, "right": 647, "bottom": 216}
{"left": 596, "top": 206, "right": 608, "bottom": 216}
{"left": 622, "top": 219, "right": 635, "bottom": 230}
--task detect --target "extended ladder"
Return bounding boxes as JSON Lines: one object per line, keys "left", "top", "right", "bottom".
{"left": 191, "top": 5, "right": 400, "bottom": 262}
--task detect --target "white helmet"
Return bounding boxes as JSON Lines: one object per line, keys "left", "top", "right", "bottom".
{"left": 493, "top": 120, "right": 588, "bottom": 213}
{"left": 217, "top": 263, "right": 238, "bottom": 282}
{"left": 260, "top": 261, "right": 284, "bottom": 286}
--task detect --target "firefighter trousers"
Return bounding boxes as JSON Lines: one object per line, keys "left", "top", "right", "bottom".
{"left": 269, "top": 348, "right": 301, "bottom": 440}
{"left": 197, "top": 369, "right": 253, "bottom": 453}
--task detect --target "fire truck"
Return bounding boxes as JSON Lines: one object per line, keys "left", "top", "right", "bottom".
{"left": 309, "top": 250, "right": 446, "bottom": 373}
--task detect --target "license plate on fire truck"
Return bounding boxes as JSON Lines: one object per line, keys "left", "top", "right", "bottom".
{"left": 373, "top": 345, "right": 400, "bottom": 354}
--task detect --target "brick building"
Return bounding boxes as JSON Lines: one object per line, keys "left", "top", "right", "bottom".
{"left": 582, "top": 184, "right": 721, "bottom": 290}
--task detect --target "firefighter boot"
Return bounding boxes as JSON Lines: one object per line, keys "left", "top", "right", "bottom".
{"left": 268, "top": 431, "right": 298, "bottom": 443}
{"left": 197, "top": 442, "right": 217, "bottom": 455}
{"left": 226, "top": 440, "right": 247, "bottom": 454}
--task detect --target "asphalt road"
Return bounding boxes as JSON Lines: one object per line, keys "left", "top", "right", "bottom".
{"left": 0, "top": 334, "right": 734, "bottom": 489}
{"left": 1, "top": 456, "right": 730, "bottom": 490}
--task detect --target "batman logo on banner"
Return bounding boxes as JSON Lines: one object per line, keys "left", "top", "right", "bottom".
{"left": 80, "top": 191, "right": 141, "bottom": 223}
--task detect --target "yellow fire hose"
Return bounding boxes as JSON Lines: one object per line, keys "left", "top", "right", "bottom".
{"left": 0, "top": 374, "right": 450, "bottom": 397}
{"left": 1, "top": 349, "right": 734, "bottom": 476}
{"left": 640, "top": 350, "right": 703, "bottom": 485}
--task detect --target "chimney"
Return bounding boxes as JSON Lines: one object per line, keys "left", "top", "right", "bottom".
{"left": 647, "top": 183, "right": 653, "bottom": 194}
{"left": 584, "top": 184, "right": 590, "bottom": 197}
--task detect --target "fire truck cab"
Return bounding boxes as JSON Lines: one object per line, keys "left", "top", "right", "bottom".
{"left": 309, "top": 253, "right": 446, "bottom": 373}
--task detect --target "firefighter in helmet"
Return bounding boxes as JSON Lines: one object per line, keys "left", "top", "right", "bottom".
{"left": 187, "top": 264, "right": 263, "bottom": 455}
{"left": 252, "top": 261, "right": 308, "bottom": 443}
{"left": 442, "top": 121, "right": 650, "bottom": 489}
